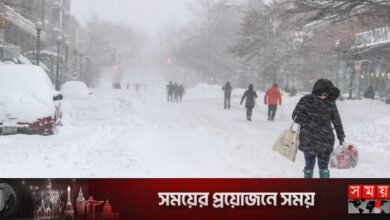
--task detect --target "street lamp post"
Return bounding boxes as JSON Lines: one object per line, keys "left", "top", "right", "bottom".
{"left": 86, "top": 57, "right": 91, "bottom": 86}
{"left": 335, "top": 40, "right": 340, "bottom": 88}
{"left": 79, "top": 52, "right": 83, "bottom": 81}
{"left": 73, "top": 49, "right": 78, "bottom": 78}
{"left": 35, "top": 21, "right": 43, "bottom": 66}
{"left": 64, "top": 40, "right": 70, "bottom": 69}
{"left": 55, "top": 35, "right": 63, "bottom": 90}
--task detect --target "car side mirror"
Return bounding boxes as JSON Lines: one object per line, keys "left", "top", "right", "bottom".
{"left": 53, "top": 94, "right": 63, "bottom": 101}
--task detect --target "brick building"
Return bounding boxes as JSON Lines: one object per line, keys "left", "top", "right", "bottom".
{"left": 304, "top": 12, "right": 390, "bottom": 97}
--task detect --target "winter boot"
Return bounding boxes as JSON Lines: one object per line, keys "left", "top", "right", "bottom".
{"left": 247, "top": 115, "right": 252, "bottom": 121}
{"left": 303, "top": 169, "right": 313, "bottom": 178}
{"left": 319, "top": 169, "right": 330, "bottom": 178}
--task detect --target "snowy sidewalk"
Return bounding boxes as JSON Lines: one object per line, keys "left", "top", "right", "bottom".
{"left": 1, "top": 83, "right": 389, "bottom": 178}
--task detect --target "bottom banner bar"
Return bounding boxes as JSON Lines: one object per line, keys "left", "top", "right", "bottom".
{"left": 0, "top": 179, "right": 389, "bottom": 219}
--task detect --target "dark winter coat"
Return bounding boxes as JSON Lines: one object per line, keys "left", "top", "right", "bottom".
{"left": 166, "top": 83, "right": 174, "bottom": 94}
{"left": 222, "top": 83, "right": 232, "bottom": 98}
{"left": 363, "top": 86, "right": 375, "bottom": 99}
{"left": 241, "top": 85, "right": 258, "bottom": 109}
{"left": 292, "top": 79, "right": 345, "bottom": 155}
{"left": 178, "top": 85, "right": 185, "bottom": 96}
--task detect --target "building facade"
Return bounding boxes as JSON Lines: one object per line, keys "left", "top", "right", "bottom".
{"left": 0, "top": 0, "right": 45, "bottom": 61}
{"left": 304, "top": 11, "right": 390, "bottom": 97}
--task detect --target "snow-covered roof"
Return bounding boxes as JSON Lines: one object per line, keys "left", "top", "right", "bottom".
{"left": 4, "top": 6, "right": 47, "bottom": 40}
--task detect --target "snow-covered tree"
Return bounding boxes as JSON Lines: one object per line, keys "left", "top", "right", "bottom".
{"left": 231, "top": 1, "right": 311, "bottom": 90}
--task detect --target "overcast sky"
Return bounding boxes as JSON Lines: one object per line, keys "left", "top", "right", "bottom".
{"left": 71, "top": 0, "right": 192, "bottom": 33}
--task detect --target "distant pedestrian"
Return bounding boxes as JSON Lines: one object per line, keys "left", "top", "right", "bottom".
{"left": 178, "top": 84, "right": 185, "bottom": 102}
{"left": 264, "top": 83, "right": 282, "bottom": 121}
{"left": 240, "top": 84, "right": 258, "bottom": 121}
{"left": 363, "top": 86, "right": 375, "bottom": 99}
{"left": 126, "top": 82, "right": 130, "bottom": 90}
{"left": 290, "top": 87, "right": 297, "bottom": 96}
{"left": 292, "top": 79, "right": 345, "bottom": 178}
{"left": 135, "top": 82, "right": 140, "bottom": 93}
{"left": 112, "top": 82, "right": 121, "bottom": 89}
{"left": 166, "top": 81, "right": 174, "bottom": 102}
{"left": 173, "top": 83, "right": 179, "bottom": 103}
{"left": 222, "top": 82, "right": 232, "bottom": 109}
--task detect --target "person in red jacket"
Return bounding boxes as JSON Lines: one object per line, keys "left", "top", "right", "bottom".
{"left": 264, "top": 83, "right": 282, "bottom": 121}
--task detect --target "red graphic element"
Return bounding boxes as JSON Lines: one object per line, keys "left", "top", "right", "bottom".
{"left": 362, "top": 185, "right": 376, "bottom": 199}
{"left": 375, "top": 199, "right": 381, "bottom": 213}
{"left": 377, "top": 185, "right": 390, "bottom": 199}
{"left": 102, "top": 200, "right": 120, "bottom": 219}
{"left": 85, "top": 196, "right": 104, "bottom": 220}
{"left": 167, "top": 59, "right": 172, "bottom": 64}
{"left": 375, "top": 199, "right": 381, "bottom": 209}
{"left": 113, "top": 66, "right": 119, "bottom": 71}
{"left": 348, "top": 185, "right": 361, "bottom": 199}
{"left": 181, "top": 69, "right": 186, "bottom": 73}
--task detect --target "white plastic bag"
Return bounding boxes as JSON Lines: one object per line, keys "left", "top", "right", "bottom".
{"left": 347, "top": 144, "right": 359, "bottom": 168}
{"left": 330, "top": 143, "right": 358, "bottom": 169}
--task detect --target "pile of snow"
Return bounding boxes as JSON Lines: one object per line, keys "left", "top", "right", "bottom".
{"left": 188, "top": 83, "right": 222, "bottom": 99}
{"left": 0, "top": 65, "right": 56, "bottom": 122}
{"left": 18, "top": 55, "right": 32, "bottom": 65}
{"left": 61, "top": 81, "right": 90, "bottom": 100}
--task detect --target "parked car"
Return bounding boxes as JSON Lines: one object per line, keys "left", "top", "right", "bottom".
{"left": 61, "top": 81, "right": 91, "bottom": 100}
{"left": 0, "top": 65, "right": 62, "bottom": 135}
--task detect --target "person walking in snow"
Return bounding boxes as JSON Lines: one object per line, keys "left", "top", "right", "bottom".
{"left": 173, "top": 82, "right": 179, "bottom": 103}
{"left": 264, "top": 83, "right": 282, "bottom": 121}
{"left": 166, "top": 81, "right": 174, "bottom": 102}
{"left": 292, "top": 79, "right": 345, "bottom": 178}
{"left": 222, "top": 82, "right": 232, "bottom": 109}
{"left": 178, "top": 84, "right": 185, "bottom": 102}
{"left": 240, "top": 84, "right": 258, "bottom": 121}
{"left": 363, "top": 85, "right": 375, "bottom": 99}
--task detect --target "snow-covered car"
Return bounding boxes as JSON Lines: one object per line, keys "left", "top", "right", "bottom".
{"left": 0, "top": 65, "right": 62, "bottom": 135}
{"left": 61, "top": 81, "right": 91, "bottom": 99}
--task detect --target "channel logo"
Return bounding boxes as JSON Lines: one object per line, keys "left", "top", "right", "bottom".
{"left": 348, "top": 185, "right": 390, "bottom": 214}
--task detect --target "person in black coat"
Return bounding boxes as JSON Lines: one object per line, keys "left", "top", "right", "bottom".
{"left": 178, "top": 84, "right": 185, "bottom": 102}
{"left": 166, "top": 81, "right": 174, "bottom": 102}
{"left": 173, "top": 83, "right": 179, "bottom": 103}
{"left": 292, "top": 79, "right": 345, "bottom": 178}
{"left": 240, "top": 84, "right": 258, "bottom": 121}
{"left": 363, "top": 85, "right": 375, "bottom": 99}
{"left": 222, "top": 82, "right": 232, "bottom": 109}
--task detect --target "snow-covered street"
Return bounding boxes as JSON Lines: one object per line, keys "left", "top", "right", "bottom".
{"left": 1, "top": 76, "right": 390, "bottom": 178}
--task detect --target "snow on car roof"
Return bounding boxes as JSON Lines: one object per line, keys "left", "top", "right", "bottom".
{"left": 61, "top": 81, "right": 90, "bottom": 99}
{"left": 0, "top": 65, "right": 55, "bottom": 95}
{"left": 0, "top": 65, "right": 56, "bottom": 122}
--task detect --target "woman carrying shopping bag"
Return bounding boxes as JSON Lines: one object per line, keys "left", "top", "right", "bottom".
{"left": 292, "top": 79, "right": 345, "bottom": 178}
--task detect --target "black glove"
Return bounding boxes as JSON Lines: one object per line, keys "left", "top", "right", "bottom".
{"left": 339, "top": 139, "right": 344, "bottom": 145}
